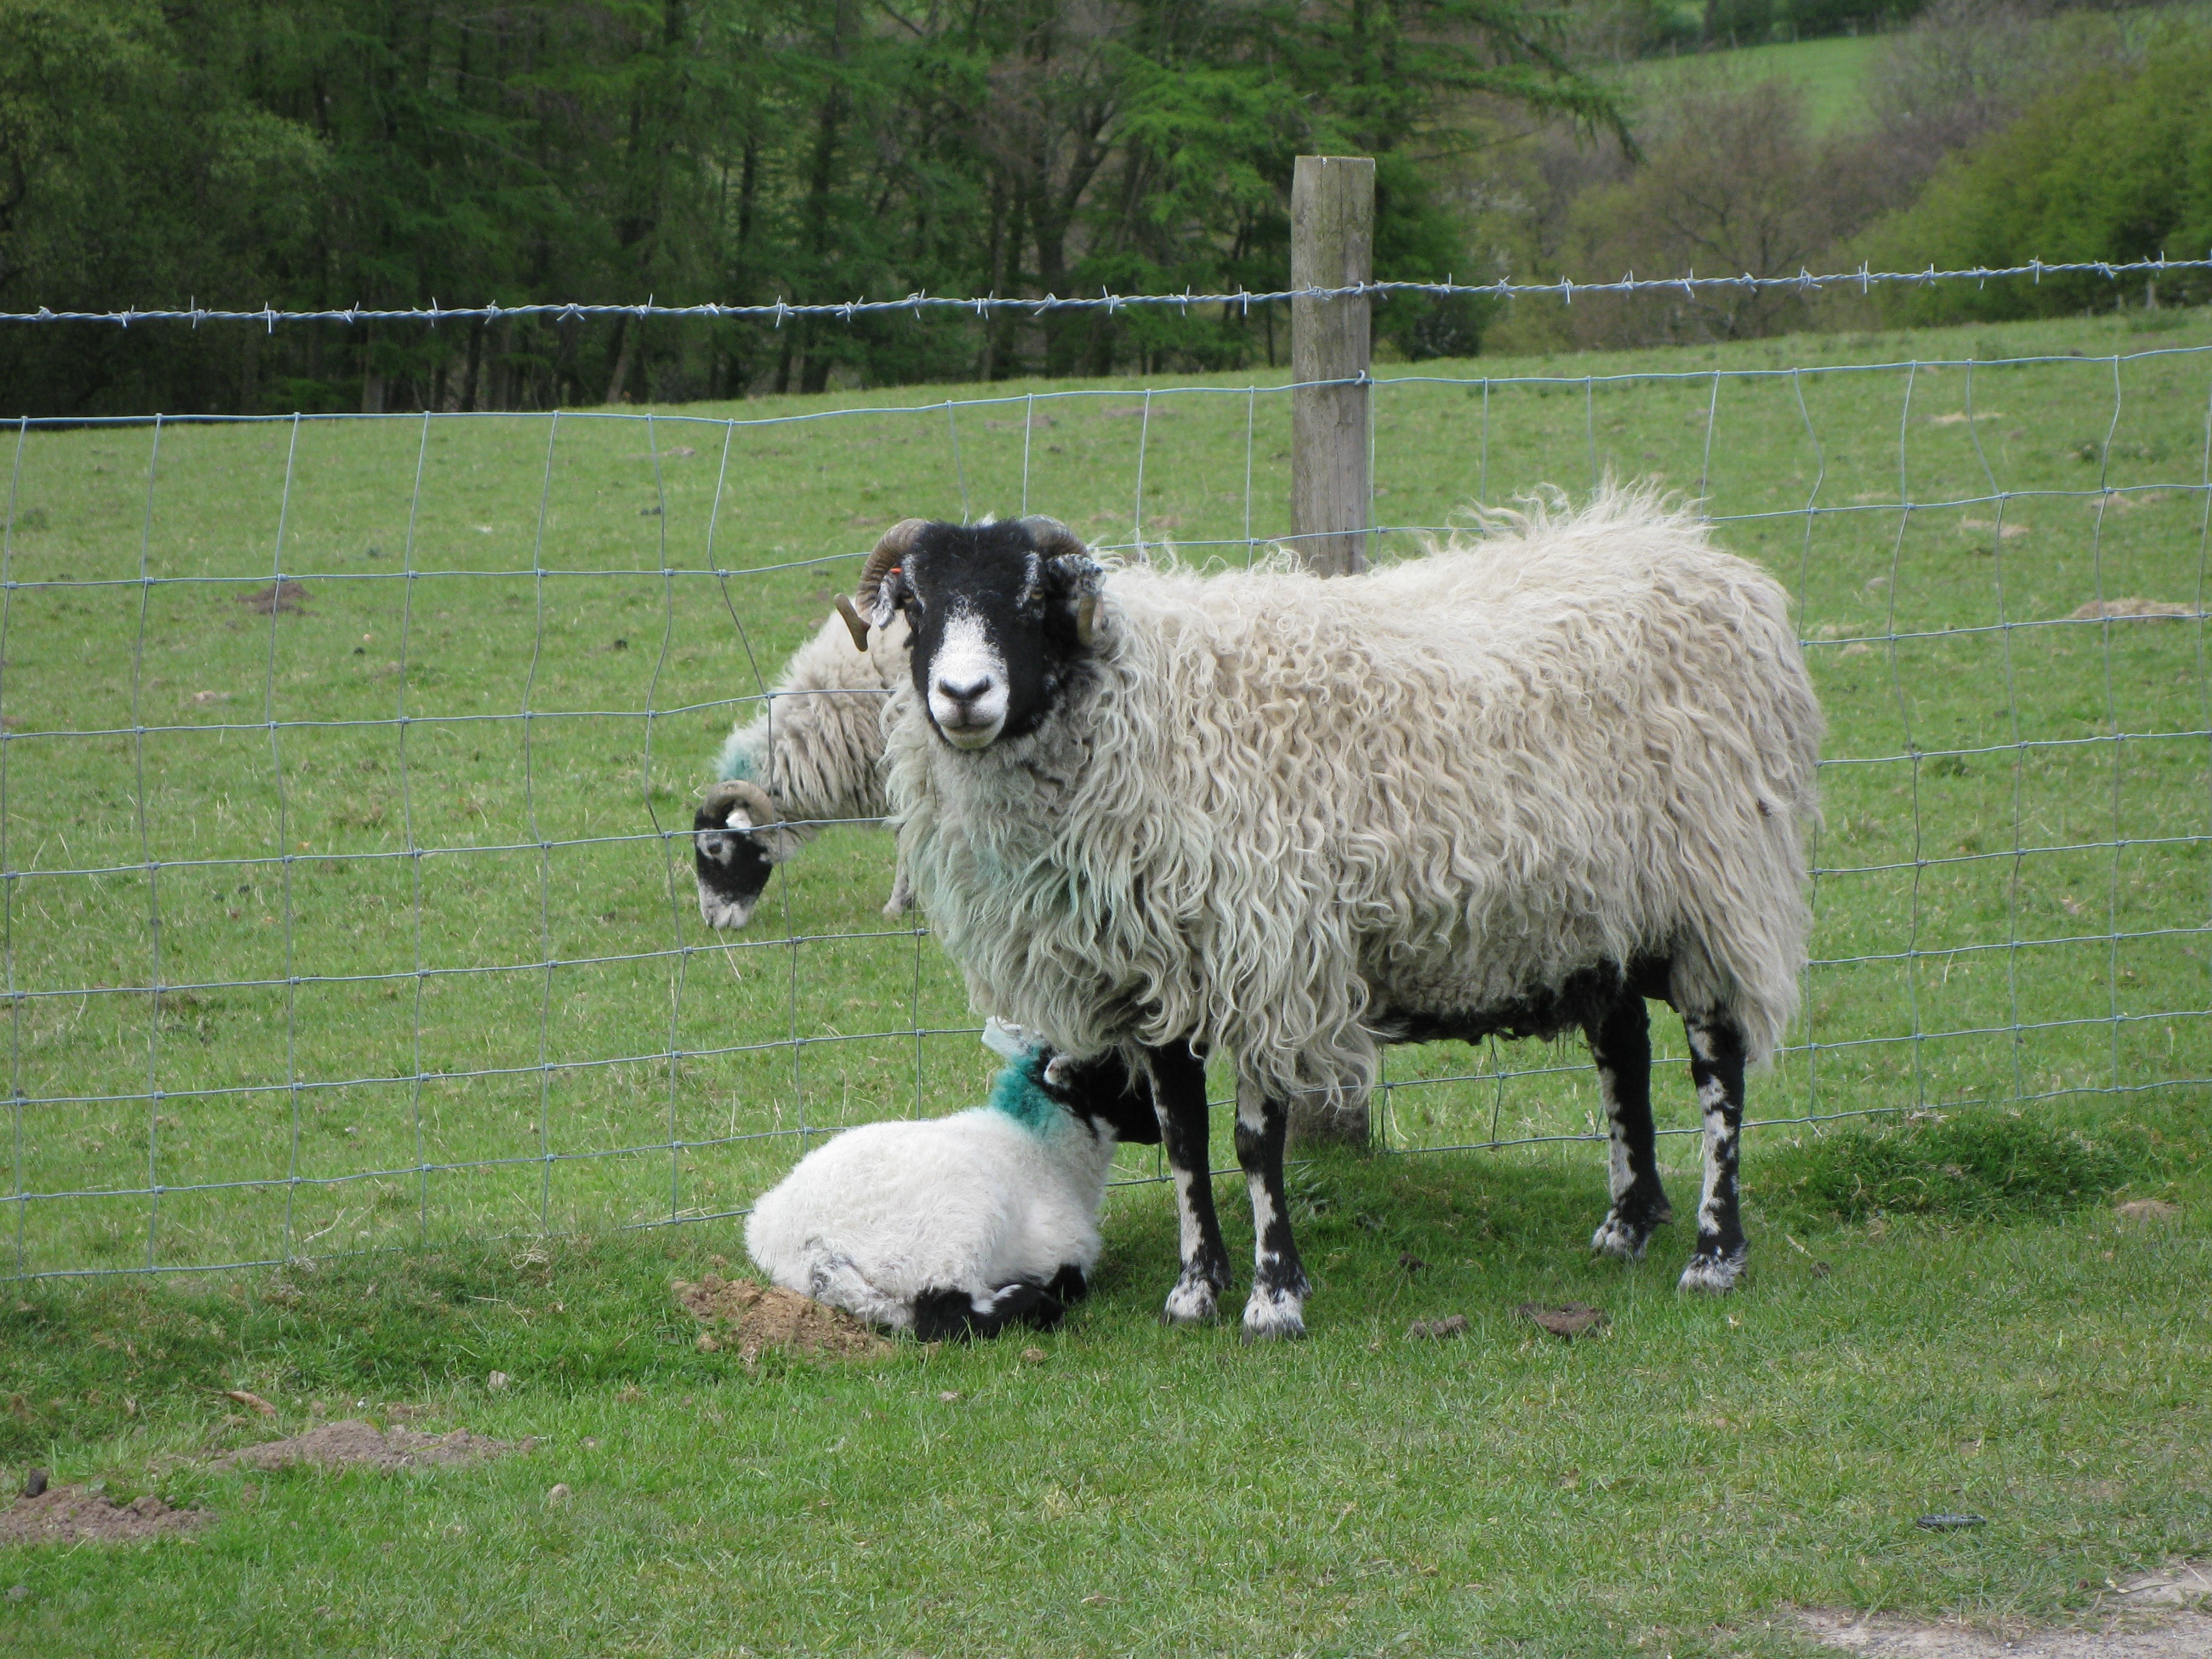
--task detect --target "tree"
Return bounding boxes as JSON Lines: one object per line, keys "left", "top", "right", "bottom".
{"left": 1858, "top": 22, "right": 2212, "bottom": 321}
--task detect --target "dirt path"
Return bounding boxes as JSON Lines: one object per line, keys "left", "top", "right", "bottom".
{"left": 1799, "top": 1564, "right": 2212, "bottom": 1658}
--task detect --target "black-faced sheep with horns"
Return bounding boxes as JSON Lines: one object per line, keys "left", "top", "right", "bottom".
{"left": 692, "top": 609, "right": 911, "bottom": 929}
{"left": 849, "top": 495, "right": 1822, "bottom": 1341}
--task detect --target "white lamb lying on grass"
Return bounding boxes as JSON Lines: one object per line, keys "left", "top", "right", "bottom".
{"left": 743, "top": 1022, "right": 1164, "bottom": 1339}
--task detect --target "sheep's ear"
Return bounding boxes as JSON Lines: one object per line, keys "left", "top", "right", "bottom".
{"left": 1041, "top": 551, "right": 1104, "bottom": 649}
{"left": 866, "top": 563, "right": 910, "bottom": 632}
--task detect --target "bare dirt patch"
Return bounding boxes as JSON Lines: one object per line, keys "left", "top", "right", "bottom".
{"left": 1407, "top": 1315, "right": 1469, "bottom": 1340}
{"left": 0, "top": 1485, "right": 208, "bottom": 1544}
{"left": 237, "top": 579, "right": 310, "bottom": 615}
{"left": 1798, "top": 1563, "right": 2212, "bottom": 1658}
{"left": 2068, "top": 598, "right": 2194, "bottom": 622}
{"left": 675, "top": 1273, "right": 891, "bottom": 1361}
{"left": 2114, "top": 1199, "right": 2179, "bottom": 1222}
{"left": 213, "top": 1419, "right": 526, "bottom": 1472}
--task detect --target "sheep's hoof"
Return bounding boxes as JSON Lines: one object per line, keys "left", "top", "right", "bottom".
{"left": 1239, "top": 1285, "right": 1307, "bottom": 1343}
{"left": 1677, "top": 1247, "right": 1748, "bottom": 1294}
{"left": 1590, "top": 1214, "right": 1655, "bottom": 1261}
{"left": 1160, "top": 1273, "right": 1221, "bottom": 1327}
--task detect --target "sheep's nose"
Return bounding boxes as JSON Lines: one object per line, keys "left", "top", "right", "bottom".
{"left": 936, "top": 672, "right": 994, "bottom": 706}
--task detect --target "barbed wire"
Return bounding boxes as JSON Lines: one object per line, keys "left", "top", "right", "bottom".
{"left": 5, "top": 256, "right": 2208, "bottom": 330}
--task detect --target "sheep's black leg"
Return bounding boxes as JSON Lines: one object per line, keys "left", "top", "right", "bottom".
{"left": 910, "top": 1282, "right": 1065, "bottom": 1342}
{"left": 1043, "top": 1264, "right": 1088, "bottom": 1305}
{"left": 1586, "top": 990, "right": 1674, "bottom": 1261}
{"left": 1152, "top": 1039, "right": 1232, "bottom": 1325}
{"left": 1678, "top": 1011, "right": 1749, "bottom": 1293}
{"left": 1235, "top": 1077, "right": 1310, "bottom": 1342}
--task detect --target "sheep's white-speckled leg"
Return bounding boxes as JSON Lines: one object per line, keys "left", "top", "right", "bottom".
{"left": 1235, "top": 1076, "right": 1309, "bottom": 1342}
{"left": 1678, "top": 1014, "right": 1749, "bottom": 1293}
{"left": 1586, "top": 991, "right": 1673, "bottom": 1261}
{"left": 1153, "top": 1042, "right": 1230, "bottom": 1325}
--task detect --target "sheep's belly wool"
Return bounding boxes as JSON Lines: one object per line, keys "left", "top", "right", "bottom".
{"left": 743, "top": 1108, "right": 1107, "bottom": 1329}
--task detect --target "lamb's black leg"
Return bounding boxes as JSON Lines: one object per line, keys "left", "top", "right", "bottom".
{"left": 1586, "top": 990, "right": 1674, "bottom": 1261}
{"left": 1678, "top": 1011, "right": 1749, "bottom": 1293}
{"left": 1235, "top": 1077, "right": 1310, "bottom": 1342}
{"left": 1151, "top": 1039, "right": 1232, "bottom": 1325}
{"left": 910, "top": 1282, "right": 1066, "bottom": 1342}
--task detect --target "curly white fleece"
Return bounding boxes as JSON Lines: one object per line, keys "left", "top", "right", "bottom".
{"left": 883, "top": 489, "right": 1822, "bottom": 1110}
{"left": 715, "top": 611, "right": 910, "bottom": 833}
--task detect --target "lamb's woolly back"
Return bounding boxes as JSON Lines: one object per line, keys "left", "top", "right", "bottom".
{"left": 742, "top": 1045, "right": 1128, "bottom": 1333}
{"left": 716, "top": 612, "right": 909, "bottom": 827}
{"left": 886, "top": 489, "right": 1822, "bottom": 1108}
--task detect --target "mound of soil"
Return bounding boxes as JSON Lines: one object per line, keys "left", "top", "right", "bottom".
{"left": 237, "top": 580, "right": 310, "bottom": 616}
{"left": 213, "top": 1420, "right": 526, "bottom": 1472}
{"left": 675, "top": 1273, "right": 890, "bottom": 1361}
{"left": 1518, "top": 1301, "right": 1607, "bottom": 1339}
{"left": 0, "top": 1485, "right": 208, "bottom": 1543}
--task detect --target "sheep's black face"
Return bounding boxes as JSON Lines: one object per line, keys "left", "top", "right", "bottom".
{"left": 1040, "top": 1050, "right": 1164, "bottom": 1147}
{"left": 877, "top": 518, "right": 1098, "bottom": 751}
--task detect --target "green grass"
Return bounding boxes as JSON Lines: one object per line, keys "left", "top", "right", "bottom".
{"left": 0, "top": 309, "right": 2209, "bottom": 1647}
{"left": 1624, "top": 33, "right": 1889, "bottom": 132}
{"left": 0, "top": 1129, "right": 2202, "bottom": 1657}
{"left": 7, "top": 304, "right": 2211, "bottom": 1275}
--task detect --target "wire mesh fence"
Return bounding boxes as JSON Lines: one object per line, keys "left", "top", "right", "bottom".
{"left": 4, "top": 303, "right": 2209, "bottom": 1279}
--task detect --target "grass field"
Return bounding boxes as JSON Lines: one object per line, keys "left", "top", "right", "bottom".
{"left": 1626, "top": 33, "right": 1888, "bottom": 132}
{"left": 0, "top": 305, "right": 2207, "bottom": 1653}
{"left": 2, "top": 303, "right": 2208, "bottom": 1276}
{"left": 0, "top": 1135, "right": 2202, "bottom": 1656}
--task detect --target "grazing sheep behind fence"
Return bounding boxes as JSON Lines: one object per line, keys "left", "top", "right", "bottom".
{"left": 692, "top": 611, "right": 910, "bottom": 928}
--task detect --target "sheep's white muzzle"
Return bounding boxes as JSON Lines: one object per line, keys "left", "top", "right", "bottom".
{"left": 927, "top": 611, "right": 1008, "bottom": 750}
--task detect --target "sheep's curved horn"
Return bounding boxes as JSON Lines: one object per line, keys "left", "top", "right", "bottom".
{"left": 1021, "top": 517, "right": 1099, "bottom": 646}
{"left": 846, "top": 518, "right": 927, "bottom": 649}
{"left": 833, "top": 594, "right": 871, "bottom": 652}
{"left": 1017, "top": 515, "right": 1087, "bottom": 563}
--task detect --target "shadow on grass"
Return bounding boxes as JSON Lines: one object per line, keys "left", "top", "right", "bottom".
{"left": 0, "top": 1105, "right": 2176, "bottom": 1467}
{"left": 1761, "top": 1111, "right": 2154, "bottom": 1228}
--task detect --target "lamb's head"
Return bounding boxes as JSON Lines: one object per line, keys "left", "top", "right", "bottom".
{"left": 982, "top": 1019, "right": 1163, "bottom": 1146}
{"left": 845, "top": 516, "right": 1101, "bottom": 752}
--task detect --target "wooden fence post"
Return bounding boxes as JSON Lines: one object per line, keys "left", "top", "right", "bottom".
{"left": 1289, "top": 153, "right": 1375, "bottom": 1147}
{"left": 1290, "top": 155, "right": 1374, "bottom": 578}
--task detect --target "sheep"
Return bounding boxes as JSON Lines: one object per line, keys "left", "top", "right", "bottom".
{"left": 743, "top": 1020, "right": 1171, "bottom": 1338}
{"left": 848, "top": 495, "right": 1822, "bottom": 1340}
{"left": 692, "top": 607, "right": 911, "bottom": 930}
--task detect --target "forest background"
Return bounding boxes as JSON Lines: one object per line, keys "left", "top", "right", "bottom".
{"left": 4, "top": 0, "right": 2211, "bottom": 417}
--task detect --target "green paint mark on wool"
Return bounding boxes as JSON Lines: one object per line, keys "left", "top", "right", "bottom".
{"left": 985, "top": 1053, "right": 1064, "bottom": 1137}
{"left": 716, "top": 736, "right": 755, "bottom": 783}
